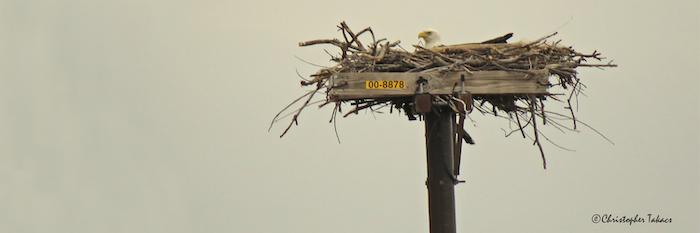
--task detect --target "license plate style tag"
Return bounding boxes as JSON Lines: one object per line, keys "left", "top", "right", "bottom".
{"left": 365, "top": 80, "right": 407, "bottom": 89}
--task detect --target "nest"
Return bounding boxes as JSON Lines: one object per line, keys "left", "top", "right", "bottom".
{"left": 271, "top": 22, "right": 616, "bottom": 169}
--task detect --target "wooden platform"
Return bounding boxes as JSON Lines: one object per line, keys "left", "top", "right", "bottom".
{"left": 328, "top": 70, "right": 551, "bottom": 101}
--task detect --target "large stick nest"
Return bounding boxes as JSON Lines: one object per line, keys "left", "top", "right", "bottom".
{"left": 271, "top": 22, "right": 616, "bottom": 169}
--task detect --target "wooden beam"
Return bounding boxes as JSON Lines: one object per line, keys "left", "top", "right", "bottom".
{"left": 328, "top": 70, "right": 550, "bottom": 101}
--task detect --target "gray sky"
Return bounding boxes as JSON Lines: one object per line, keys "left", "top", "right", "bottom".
{"left": 1, "top": 0, "right": 698, "bottom": 232}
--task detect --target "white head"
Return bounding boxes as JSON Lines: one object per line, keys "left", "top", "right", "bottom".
{"left": 418, "top": 29, "right": 441, "bottom": 48}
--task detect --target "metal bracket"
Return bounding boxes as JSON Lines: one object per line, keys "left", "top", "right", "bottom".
{"left": 414, "top": 77, "right": 432, "bottom": 113}
{"left": 456, "top": 74, "right": 472, "bottom": 113}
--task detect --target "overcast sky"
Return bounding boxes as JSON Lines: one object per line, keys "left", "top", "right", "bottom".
{"left": 1, "top": 0, "right": 698, "bottom": 232}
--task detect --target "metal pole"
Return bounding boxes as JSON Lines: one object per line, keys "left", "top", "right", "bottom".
{"left": 424, "top": 107, "right": 456, "bottom": 233}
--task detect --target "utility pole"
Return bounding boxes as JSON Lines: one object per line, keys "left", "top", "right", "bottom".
{"left": 424, "top": 106, "right": 457, "bottom": 233}
{"left": 326, "top": 70, "right": 549, "bottom": 233}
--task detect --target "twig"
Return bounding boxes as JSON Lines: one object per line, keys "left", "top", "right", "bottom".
{"left": 343, "top": 102, "right": 381, "bottom": 117}
{"left": 279, "top": 82, "right": 325, "bottom": 138}
{"left": 330, "top": 103, "right": 341, "bottom": 143}
{"left": 529, "top": 96, "right": 547, "bottom": 169}
{"left": 544, "top": 110, "right": 615, "bottom": 145}
{"left": 269, "top": 90, "right": 314, "bottom": 132}
{"left": 294, "top": 55, "right": 329, "bottom": 68}
{"left": 340, "top": 21, "right": 367, "bottom": 52}
{"left": 566, "top": 78, "right": 580, "bottom": 129}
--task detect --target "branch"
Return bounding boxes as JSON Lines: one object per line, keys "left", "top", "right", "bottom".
{"left": 340, "top": 21, "right": 367, "bottom": 52}
{"left": 529, "top": 96, "right": 547, "bottom": 169}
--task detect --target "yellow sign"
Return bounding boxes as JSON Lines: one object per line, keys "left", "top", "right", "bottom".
{"left": 365, "top": 80, "right": 407, "bottom": 89}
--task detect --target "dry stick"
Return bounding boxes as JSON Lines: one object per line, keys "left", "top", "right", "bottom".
{"left": 368, "top": 105, "right": 378, "bottom": 120}
{"left": 414, "top": 46, "right": 457, "bottom": 63}
{"left": 566, "top": 78, "right": 580, "bottom": 129}
{"left": 575, "top": 63, "right": 617, "bottom": 68}
{"left": 358, "top": 28, "right": 374, "bottom": 39}
{"left": 328, "top": 103, "right": 338, "bottom": 123}
{"left": 268, "top": 90, "right": 314, "bottom": 132}
{"left": 329, "top": 103, "right": 341, "bottom": 143}
{"left": 515, "top": 112, "right": 532, "bottom": 138}
{"left": 342, "top": 102, "right": 381, "bottom": 117}
{"left": 528, "top": 106, "right": 570, "bottom": 134}
{"left": 574, "top": 51, "right": 603, "bottom": 59}
{"left": 298, "top": 39, "right": 359, "bottom": 51}
{"left": 529, "top": 96, "right": 547, "bottom": 169}
{"left": 537, "top": 130, "right": 576, "bottom": 152}
{"left": 338, "top": 25, "right": 356, "bottom": 60}
{"left": 355, "top": 27, "right": 376, "bottom": 54}
{"left": 576, "top": 84, "right": 589, "bottom": 97}
{"left": 539, "top": 98, "right": 546, "bottom": 125}
{"left": 537, "top": 108, "right": 572, "bottom": 121}
{"left": 279, "top": 82, "right": 325, "bottom": 138}
{"left": 318, "top": 100, "right": 333, "bottom": 109}
{"left": 521, "top": 128, "right": 576, "bottom": 152}
{"left": 541, "top": 117, "right": 567, "bottom": 134}
{"left": 300, "top": 77, "right": 326, "bottom": 86}
{"left": 389, "top": 40, "right": 401, "bottom": 47}
{"left": 338, "top": 24, "right": 351, "bottom": 43}
{"left": 505, "top": 32, "right": 558, "bottom": 53}
{"left": 472, "top": 53, "right": 535, "bottom": 74}
{"left": 367, "top": 41, "right": 390, "bottom": 61}
{"left": 544, "top": 110, "right": 615, "bottom": 145}
{"left": 294, "top": 55, "right": 329, "bottom": 68}
{"left": 436, "top": 96, "right": 461, "bottom": 113}
{"left": 506, "top": 112, "right": 515, "bottom": 133}
{"left": 340, "top": 21, "right": 366, "bottom": 52}
{"left": 274, "top": 99, "right": 327, "bottom": 123}
{"left": 514, "top": 112, "right": 527, "bottom": 138}
{"left": 323, "top": 49, "right": 339, "bottom": 61}
{"left": 537, "top": 111, "right": 571, "bottom": 133}
{"left": 295, "top": 69, "right": 311, "bottom": 82}
{"left": 355, "top": 27, "right": 373, "bottom": 38}
{"left": 503, "top": 112, "right": 532, "bottom": 137}
{"left": 506, "top": 112, "right": 516, "bottom": 134}
{"left": 299, "top": 39, "right": 343, "bottom": 47}
{"left": 370, "top": 102, "right": 391, "bottom": 112}
{"left": 575, "top": 82, "right": 583, "bottom": 112}
{"left": 299, "top": 39, "right": 360, "bottom": 52}
{"left": 502, "top": 121, "right": 524, "bottom": 137}
{"left": 333, "top": 104, "right": 341, "bottom": 143}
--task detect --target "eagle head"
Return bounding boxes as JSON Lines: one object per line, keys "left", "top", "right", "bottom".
{"left": 418, "top": 29, "right": 441, "bottom": 49}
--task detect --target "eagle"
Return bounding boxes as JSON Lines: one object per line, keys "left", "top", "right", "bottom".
{"left": 417, "top": 29, "right": 442, "bottom": 48}
{"left": 418, "top": 29, "right": 514, "bottom": 48}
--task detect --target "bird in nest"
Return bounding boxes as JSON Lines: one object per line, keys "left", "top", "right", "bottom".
{"left": 418, "top": 29, "right": 514, "bottom": 49}
{"left": 417, "top": 29, "right": 442, "bottom": 49}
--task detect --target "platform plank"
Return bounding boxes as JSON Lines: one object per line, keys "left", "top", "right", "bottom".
{"left": 328, "top": 70, "right": 550, "bottom": 101}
